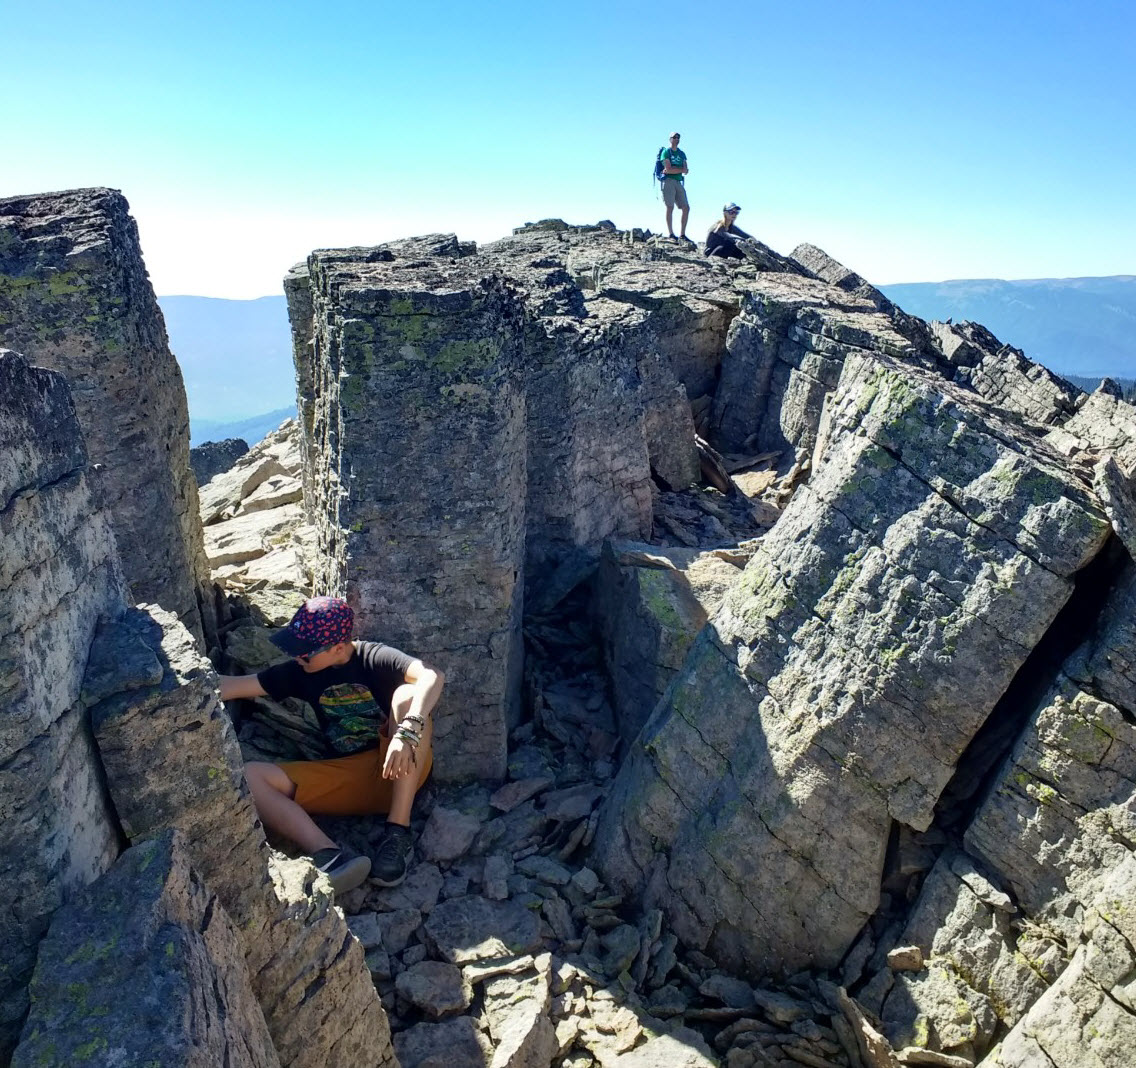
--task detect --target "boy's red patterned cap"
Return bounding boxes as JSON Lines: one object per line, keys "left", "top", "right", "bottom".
{"left": 271, "top": 596, "right": 354, "bottom": 656}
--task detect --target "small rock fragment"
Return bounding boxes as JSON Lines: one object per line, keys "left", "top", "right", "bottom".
{"left": 395, "top": 960, "right": 471, "bottom": 1018}
{"left": 887, "top": 946, "right": 925, "bottom": 972}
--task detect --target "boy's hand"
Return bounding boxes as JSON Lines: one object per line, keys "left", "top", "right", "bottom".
{"left": 383, "top": 736, "right": 416, "bottom": 780}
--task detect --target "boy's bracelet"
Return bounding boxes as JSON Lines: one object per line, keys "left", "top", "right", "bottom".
{"left": 395, "top": 726, "right": 420, "bottom": 749}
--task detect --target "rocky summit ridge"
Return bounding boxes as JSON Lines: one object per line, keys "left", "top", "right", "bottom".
{"left": 2, "top": 190, "right": 1135, "bottom": 1068}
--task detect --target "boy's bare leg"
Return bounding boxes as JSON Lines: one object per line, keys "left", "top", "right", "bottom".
{"left": 245, "top": 761, "right": 336, "bottom": 853}
{"left": 387, "top": 718, "right": 433, "bottom": 827}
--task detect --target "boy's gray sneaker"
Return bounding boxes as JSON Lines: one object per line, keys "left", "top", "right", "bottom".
{"left": 311, "top": 846, "right": 371, "bottom": 894}
{"left": 372, "top": 824, "right": 413, "bottom": 887}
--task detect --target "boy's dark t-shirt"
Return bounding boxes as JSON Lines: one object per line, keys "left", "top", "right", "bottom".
{"left": 257, "top": 641, "right": 414, "bottom": 756}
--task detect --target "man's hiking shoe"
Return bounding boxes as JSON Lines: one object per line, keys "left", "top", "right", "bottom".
{"left": 311, "top": 846, "right": 371, "bottom": 894}
{"left": 372, "top": 824, "right": 413, "bottom": 887}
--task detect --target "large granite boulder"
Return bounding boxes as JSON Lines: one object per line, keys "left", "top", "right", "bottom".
{"left": 592, "top": 350, "right": 1111, "bottom": 977}
{"left": 12, "top": 831, "right": 278, "bottom": 1068}
{"left": 0, "top": 350, "right": 125, "bottom": 1059}
{"left": 0, "top": 188, "right": 212, "bottom": 644}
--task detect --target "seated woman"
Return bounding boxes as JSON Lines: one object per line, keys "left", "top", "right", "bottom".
{"left": 704, "top": 202, "right": 753, "bottom": 259}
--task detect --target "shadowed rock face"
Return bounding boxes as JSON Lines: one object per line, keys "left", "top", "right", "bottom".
{"left": 0, "top": 350, "right": 125, "bottom": 1061}
{"left": 592, "top": 351, "right": 1111, "bottom": 977}
{"left": 0, "top": 188, "right": 211, "bottom": 644}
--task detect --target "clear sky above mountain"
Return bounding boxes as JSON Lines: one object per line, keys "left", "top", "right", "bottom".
{"left": 6, "top": 0, "right": 1133, "bottom": 298}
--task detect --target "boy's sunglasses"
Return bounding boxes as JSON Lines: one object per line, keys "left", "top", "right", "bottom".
{"left": 295, "top": 645, "right": 334, "bottom": 663}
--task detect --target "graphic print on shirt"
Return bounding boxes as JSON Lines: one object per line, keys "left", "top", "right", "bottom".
{"left": 319, "top": 683, "right": 383, "bottom": 754}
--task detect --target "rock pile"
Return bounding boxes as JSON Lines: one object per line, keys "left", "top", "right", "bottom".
{"left": 268, "top": 222, "right": 1134, "bottom": 1067}
{"left": 305, "top": 598, "right": 868, "bottom": 1068}
{"left": 198, "top": 419, "right": 310, "bottom": 628}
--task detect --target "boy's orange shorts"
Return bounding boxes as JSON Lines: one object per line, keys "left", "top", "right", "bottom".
{"left": 278, "top": 734, "right": 433, "bottom": 816}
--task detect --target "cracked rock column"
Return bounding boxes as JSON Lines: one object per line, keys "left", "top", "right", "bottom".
{"left": 0, "top": 187, "right": 211, "bottom": 644}
{"left": 592, "top": 352, "right": 1111, "bottom": 976}
{"left": 288, "top": 243, "right": 529, "bottom": 782}
{"left": 0, "top": 350, "right": 125, "bottom": 1061}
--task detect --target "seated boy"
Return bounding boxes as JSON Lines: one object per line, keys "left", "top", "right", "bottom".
{"left": 220, "top": 596, "right": 443, "bottom": 892}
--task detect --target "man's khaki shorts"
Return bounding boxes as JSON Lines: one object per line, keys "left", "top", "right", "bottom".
{"left": 278, "top": 733, "right": 433, "bottom": 816}
{"left": 662, "top": 178, "right": 689, "bottom": 211}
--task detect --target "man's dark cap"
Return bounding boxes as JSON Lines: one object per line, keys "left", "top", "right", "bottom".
{"left": 270, "top": 596, "right": 354, "bottom": 656}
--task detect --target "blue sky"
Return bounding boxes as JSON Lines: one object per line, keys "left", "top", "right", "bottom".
{"left": 5, "top": 0, "right": 1134, "bottom": 297}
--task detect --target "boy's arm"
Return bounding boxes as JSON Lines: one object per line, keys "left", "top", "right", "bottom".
{"left": 394, "top": 660, "right": 445, "bottom": 726}
{"left": 219, "top": 674, "right": 268, "bottom": 701}
{"left": 383, "top": 660, "right": 445, "bottom": 780}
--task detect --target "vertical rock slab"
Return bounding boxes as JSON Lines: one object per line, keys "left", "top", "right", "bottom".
{"left": 283, "top": 263, "right": 317, "bottom": 512}
{"left": 0, "top": 188, "right": 210, "bottom": 643}
{"left": 0, "top": 350, "right": 124, "bottom": 1060}
{"left": 593, "top": 352, "right": 1111, "bottom": 977}
{"left": 86, "top": 604, "right": 396, "bottom": 1068}
{"left": 291, "top": 247, "right": 528, "bottom": 781}
{"left": 517, "top": 319, "right": 653, "bottom": 576}
{"left": 13, "top": 831, "right": 279, "bottom": 1068}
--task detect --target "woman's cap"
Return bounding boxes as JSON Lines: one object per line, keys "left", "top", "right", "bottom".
{"left": 723, "top": 203, "right": 741, "bottom": 214}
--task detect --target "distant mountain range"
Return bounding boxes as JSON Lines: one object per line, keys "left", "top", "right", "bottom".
{"left": 163, "top": 276, "right": 1136, "bottom": 447}
{"left": 189, "top": 407, "right": 297, "bottom": 448}
{"left": 879, "top": 275, "right": 1136, "bottom": 379}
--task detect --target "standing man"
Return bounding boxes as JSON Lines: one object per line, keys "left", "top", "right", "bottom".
{"left": 658, "top": 132, "right": 691, "bottom": 242}
{"left": 219, "top": 596, "right": 444, "bottom": 893}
